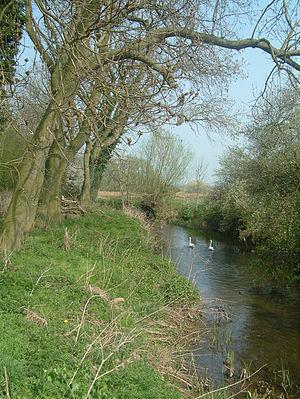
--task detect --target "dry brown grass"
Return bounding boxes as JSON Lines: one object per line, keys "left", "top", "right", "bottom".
{"left": 145, "top": 304, "right": 204, "bottom": 395}
{"left": 24, "top": 308, "right": 48, "bottom": 327}
{"left": 98, "top": 191, "right": 122, "bottom": 198}
{"left": 122, "top": 205, "right": 153, "bottom": 231}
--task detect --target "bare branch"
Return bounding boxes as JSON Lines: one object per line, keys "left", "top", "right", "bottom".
{"left": 24, "top": 0, "right": 54, "bottom": 70}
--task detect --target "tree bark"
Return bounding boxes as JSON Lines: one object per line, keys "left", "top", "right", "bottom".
{"left": 0, "top": 100, "right": 58, "bottom": 251}
{"left": 90, "top": 140, "right": 119, "bottom": 203}
{"left": 38, "top": 143, "right": 66, "bottom": 223}
{"left": 0, "top": 58, "right": 88, "bottom": 251}
{"left": 38, "top": 80, "right": 104, "bottom": 221}
{"left": 38, "top": 116, "right": 66, "bottom": 222}
{"left": 80, "top": 140, "right": 93, "bottom": 209}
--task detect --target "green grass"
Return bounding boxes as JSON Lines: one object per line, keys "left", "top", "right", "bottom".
{"left": 0, "top": 209, "right": 198, "bottom": 398}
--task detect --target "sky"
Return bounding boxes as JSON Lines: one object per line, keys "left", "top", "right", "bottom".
{"left": 143, "top": 49, "right": 275, "bottom": 184}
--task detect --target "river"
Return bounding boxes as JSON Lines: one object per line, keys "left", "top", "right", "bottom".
{"left": 162, "top": 224, "right": 300, "bottom": 395}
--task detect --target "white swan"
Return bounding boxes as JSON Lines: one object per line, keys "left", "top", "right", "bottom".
{"left": 208, "top": 240, "right": 214, "bottom": 251}
{"left": 188, "top": 236, "right": 195, "bottom": 248}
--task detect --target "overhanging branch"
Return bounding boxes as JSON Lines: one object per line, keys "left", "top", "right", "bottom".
{"left": 24, "top": 0, "right": 54, "bottom": 70}
{"left": 151, "top": 29, "right": 300, "bottom": 72}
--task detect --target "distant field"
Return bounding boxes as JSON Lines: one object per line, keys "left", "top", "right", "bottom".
{"left": 98, "top": 191, "right": 206, "bottom": 200}
{"left": 174, "top": 192, "right": 206, "bottom": 200}
{"left": 98, "top": 191, "right": 124, "bottom": 198}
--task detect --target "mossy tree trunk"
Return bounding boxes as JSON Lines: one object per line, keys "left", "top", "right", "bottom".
{"left": 38, "top": 117, "right": 65, "bottom": 222}
{"left": 90, "top": 140, "right": 119, "bottom": 203}
{"left": 81, "top": 122, "right": 125, "bottom": 206}
{"left": 0, "top": 60, "right": 88, "bottom": 251}
{"left": 80, "top": 139, "right": 93, "bottom": 209}
{"left": 0, "top": 1, "right": 105, "bottom": 251}
{"left": 0, "top": 101, "right": 59, "bottom": 251}
{"left": 39, "top": 83, "right": 104, "bottom": 221}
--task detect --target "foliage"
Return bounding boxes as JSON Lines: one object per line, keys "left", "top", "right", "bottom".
{"left": 0, "top": 209, "right": 198, "bottom": 398}
{"left": 0, "top": 0, "right": 25, "bottom": 127}
{"left": 173, "top": 197, "right": 224, "bottom": 232}
{"left": 139, "top": 131, "right": 192, "bottom": 196}
{"left": 214, "top": 87, "right": 300, "bottom": 273}
{"left": 62, "top": 155, "right": 84, "bottom": 199}
{"left": 183, "top": 180, "right": 209, "bottom": 195}
{"left": 0, "top": 0, "right": 25, "bottom": 86}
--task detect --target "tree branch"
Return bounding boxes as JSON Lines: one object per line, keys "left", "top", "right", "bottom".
{"left": 114, "top": 51, "right": 176, "bottom": 87}
{"left": 150, "top": 28, "right": 300, "bottom": 72}
{"left": 24, "top": 0, "right": 54, "bottom": 70}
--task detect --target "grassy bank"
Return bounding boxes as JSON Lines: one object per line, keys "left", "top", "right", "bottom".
{"left": 0, "top": 209, "right": 199, "bottom": 398}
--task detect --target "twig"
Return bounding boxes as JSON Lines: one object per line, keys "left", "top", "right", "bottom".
{"left": 167, "top": 371, "right": 193, "bottom": 388}
{"left": 84, "top": 330, "right": 138, "bottom": 399}
{"left": 226, "top": 382, "right": 253, "bottom": 399}
{"left": 3, "top": 366, "right": 11, "bottom": 399}
{"left": 75, "top": 295, "right": 101, "bottom": 342}
{"left": 69, "top": 314, "right": 124, "bottom": 386}
{"left": 30, "top": 267, "right": 52, "bottom": 296}
{"left": 1, "top": 249, "right": 14, "bottom": 273}
{"left": 194, "top": 364, "right": 267, "bottom": 398}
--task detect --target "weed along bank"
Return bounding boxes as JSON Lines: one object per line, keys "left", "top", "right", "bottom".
{"left": 0, "top": 209, "right": 202, "bottom": 398}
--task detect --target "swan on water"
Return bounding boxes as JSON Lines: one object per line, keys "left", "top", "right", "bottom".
{"left": 188, "top": 236, "right": 195, "bottom": 248}
{"left": 208, "top": 240, "right": 214, "bottom": 251}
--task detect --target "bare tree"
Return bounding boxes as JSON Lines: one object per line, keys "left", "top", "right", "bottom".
{"left": 1, "top": 0, "right": 300, "bottom": 251}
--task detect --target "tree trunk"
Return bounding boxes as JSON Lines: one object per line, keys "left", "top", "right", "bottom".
{"left": 0, "top": 1, "right": 107, "bottom": 252}
{"left": 38, "top": 149, "right": 67, "bottom": 223}
{"left": 90, "top": 141, "right": 119, "bottom": 203}
{"left": 0, "top": 101, "right": 58, "bottom": 251}
{"left": 0, "top": 59, "right": 88, "bottom": 250}
{"left": 38, "top": 117, "right": 66, "bottom": 222}
{"left": 80, "top": 140, "right": 93, "bottom": 209}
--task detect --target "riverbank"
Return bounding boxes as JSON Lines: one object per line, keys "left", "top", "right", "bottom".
{"left": 0, "top": 209, "right": 200, "bottom": 398}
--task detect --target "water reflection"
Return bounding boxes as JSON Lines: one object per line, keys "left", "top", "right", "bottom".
{"left": 162, "top": 224, "right": 300, "bottom": 386}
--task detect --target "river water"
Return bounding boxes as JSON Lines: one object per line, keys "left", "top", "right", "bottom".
{"left": 162, "top": 224, "right": 300, "bottom": 393}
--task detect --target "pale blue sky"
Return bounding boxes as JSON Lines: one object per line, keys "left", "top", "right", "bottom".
{"left": 170, "top": 49, "right": 275, "bottom": 184}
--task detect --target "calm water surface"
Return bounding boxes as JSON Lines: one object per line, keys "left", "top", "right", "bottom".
{"left": 162, "top": 224, "right": 300, "bottom": 388}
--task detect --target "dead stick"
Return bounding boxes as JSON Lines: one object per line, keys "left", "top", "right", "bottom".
{"left": 4, "top": 367, "right": 11, "bottom": 399}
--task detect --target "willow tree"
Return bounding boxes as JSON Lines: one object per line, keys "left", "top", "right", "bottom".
{"left": 1, "top": 0, "right": 300, "bottom": 252}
